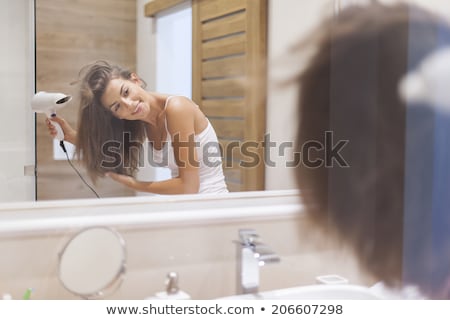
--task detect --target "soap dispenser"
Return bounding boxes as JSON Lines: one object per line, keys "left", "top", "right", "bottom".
{"left": 147, "top": 272, "right": 191, "bottom": 300}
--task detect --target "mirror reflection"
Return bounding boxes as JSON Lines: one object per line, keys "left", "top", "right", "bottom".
{"left": 33, "top": 0, "right": 312, "bottom": 201}
{"left": 3, "top": 0, "right": 450, "bottom": 202}
{"left": 34, "top": 0, "right": 270, "bottom": 200}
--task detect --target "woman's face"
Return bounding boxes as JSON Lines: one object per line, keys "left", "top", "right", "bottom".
{"left": 101, "top": 75, "right": 150, "bottom": 120}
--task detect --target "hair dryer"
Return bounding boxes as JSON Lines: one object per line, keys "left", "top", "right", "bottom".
{"left": 31, "top": 91, "right": 72, "bottom": 141}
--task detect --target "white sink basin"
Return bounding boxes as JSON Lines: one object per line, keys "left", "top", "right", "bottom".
{"left": 219, "top": 284, "right": 383, "bottom": 300}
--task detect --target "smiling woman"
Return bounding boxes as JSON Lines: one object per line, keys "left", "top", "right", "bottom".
{"left": 46, "top": 60, "right": 229, "bottom": 195}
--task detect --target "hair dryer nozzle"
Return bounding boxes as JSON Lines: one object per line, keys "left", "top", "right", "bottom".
{"left": 56, "top": 95, "right": 71, "bottom": 105}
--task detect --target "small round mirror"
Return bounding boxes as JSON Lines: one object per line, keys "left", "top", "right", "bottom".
{"left": 58, "top": 226, "right": 126, "bottom": 299}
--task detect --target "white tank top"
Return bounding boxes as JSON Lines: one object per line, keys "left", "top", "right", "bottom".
{"left": 150, "top": 96, "right": 228, "bottom": 193}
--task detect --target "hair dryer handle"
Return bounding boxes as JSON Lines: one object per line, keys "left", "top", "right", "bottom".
{"left": 50, "top": 119, "right": 65, "bottom": 141}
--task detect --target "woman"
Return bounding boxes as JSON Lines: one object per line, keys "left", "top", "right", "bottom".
{"left": 293, "top": 2, "right": 450, "bottom": 298}
{"left": 47, "top": 60, "right": 228, "bottom": 194}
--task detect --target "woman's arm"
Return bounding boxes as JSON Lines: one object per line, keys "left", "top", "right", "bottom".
{"left": 107, "top": 97, "right": 201, "bottom": 194}
{"left": 105, "top": 173, "right": 198, "bottom": 194}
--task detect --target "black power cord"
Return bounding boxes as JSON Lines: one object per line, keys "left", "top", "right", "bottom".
{"left": 59, "top": 140, "right": 100, "bottom": 198}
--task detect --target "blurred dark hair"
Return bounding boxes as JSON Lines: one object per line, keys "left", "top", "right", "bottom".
{"left": 294, "top": 2, "right": 450, "bottom": 298}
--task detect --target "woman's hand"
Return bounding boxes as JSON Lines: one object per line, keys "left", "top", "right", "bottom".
{"left": 105, "top": 172, "right": 154, "bottom": 193}
{"left": 105, "top": 171, "right": 198, "bottom": 194}
{"left": 45, "top": 115, "right": 78, "bottom": 145}
{"left": 105, "top": 172, "right": 137, "bottom": 188}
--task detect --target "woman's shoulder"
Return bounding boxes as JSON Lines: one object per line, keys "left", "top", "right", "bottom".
{"left": 164, "top": 96, "right": 207, "bottom": 134}
{"left": 165, "top": 95, "right": 195, "bottom": 108}
{"left": 165, "top": 96, "right": 198, "bottom": 115}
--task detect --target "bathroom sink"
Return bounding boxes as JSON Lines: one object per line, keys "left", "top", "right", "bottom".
{"left": 219, "top": 284, "right": 383, "bottom": 300}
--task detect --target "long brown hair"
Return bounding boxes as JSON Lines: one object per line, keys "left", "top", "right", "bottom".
{"left": 294, "top": 2, "right": 450, "bottom": 297}
{"left": 75, "top": 60, "right": 146, "bottom": 181}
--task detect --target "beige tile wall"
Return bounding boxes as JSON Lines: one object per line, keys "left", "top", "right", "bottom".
{"left": 0, "top": 213, "right": 373, "bottom": 300}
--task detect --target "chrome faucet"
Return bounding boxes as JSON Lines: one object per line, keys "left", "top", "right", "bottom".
{"left": 236, "top": 229, "right": 280, "bottom": 294}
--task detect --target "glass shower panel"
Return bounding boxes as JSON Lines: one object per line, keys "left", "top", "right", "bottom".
{"left": 0, "top": 0, "right": 36, "bottom": 202}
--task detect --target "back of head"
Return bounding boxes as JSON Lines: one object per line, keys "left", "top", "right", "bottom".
{"left": 294, "top": 2, "right": 450, "bottom": 298}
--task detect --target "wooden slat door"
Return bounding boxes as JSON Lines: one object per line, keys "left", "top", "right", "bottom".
{"left": 192, "top": 0, "right": 267, "bottom": 191}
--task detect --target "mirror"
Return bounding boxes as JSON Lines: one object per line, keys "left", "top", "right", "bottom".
{"left": 4, "top": 0, "right": 450, "bottom": 202}
{"left": 58, "top": 227, "right": 126, "bottom": 299}
{"left": 33, "top": 0, "right": 308, "bottom": 201}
